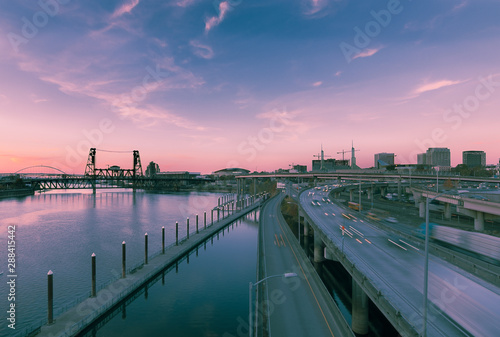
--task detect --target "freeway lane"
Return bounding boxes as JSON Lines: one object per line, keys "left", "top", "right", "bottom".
{"left": 301, "top": 188, "right": 500, "bottom": 336}
{"left": 257, "top": 195, "right": 353, "bottom": 337}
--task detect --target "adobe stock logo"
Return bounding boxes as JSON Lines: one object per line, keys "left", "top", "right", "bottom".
{"left": 7, "top": 0, "right": 72, "bottom": 52}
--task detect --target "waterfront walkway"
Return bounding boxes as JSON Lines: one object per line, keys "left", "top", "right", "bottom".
{"left": 36, "top": 202, "right": 261, "bottom": 337}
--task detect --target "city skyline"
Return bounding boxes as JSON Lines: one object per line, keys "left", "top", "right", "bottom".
{"left": 1, "top": 0, "right": 500, "bottom": 174}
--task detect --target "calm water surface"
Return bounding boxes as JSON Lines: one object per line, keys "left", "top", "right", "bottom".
{"left": 0, "top": 189, "right": 253, "bottom": 337}
{"left": 87, "top": 217, "right": 258, "bottom": 337}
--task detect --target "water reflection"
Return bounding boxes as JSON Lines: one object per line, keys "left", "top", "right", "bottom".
{"left": 80, "top": 217, "right": 258, "bottom": 337}
{"left": 0, "top": 190, "right": 229, "bottom": 337}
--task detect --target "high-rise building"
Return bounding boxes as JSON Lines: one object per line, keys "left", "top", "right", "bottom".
{"left": 374, "top": 153, "right": 395, "bottom": 168}
{"left": 417, "top": 153, "right": 427, "bottom": 165}
{"left": 463, "top": 151, "right": 486, "bottom": 168}
{"left": 426, "top": 148, "right": 450, "bottom": 167}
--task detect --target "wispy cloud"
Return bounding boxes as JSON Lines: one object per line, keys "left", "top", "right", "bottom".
{"left": 113, "top": 104, "right": 206, "bottom": 130}
{"left": 205, "top": 1, "right": 230, "bottom": 32}
{"left": 312, "top": 81, "right": 323, "bottom": 87}
{"left": 352, "top": 47, "right": 383, "bottom": 60}
{"left": 256, "top": 108, "right": 312, "bottom": 140}
{"left": 413, "top": 79, "right": 464, "bottom": 95}
{"left": 303, "top": 0, "right": 328, "bottom": 16}
{"left": 112, "top": 0, "right": 140, "bottom": 18}
{"left": 453, "top": 0, "right": 468, "bottom": 12}
{"left": 15, "top": 45, "right": 206, "bottom": 129}
{"left": 190, "top": 40, "right": 214, "bottom": 59}
{"left": 176, "top": 0, "right": 199, "bottom": 7}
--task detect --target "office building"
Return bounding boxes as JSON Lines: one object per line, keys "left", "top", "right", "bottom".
{"left": 463, "top": 151, "right": 486, "bottom": 168}
{"left": 374, "top": 153, "right": 395, "bottom": 168}
{"left": 417, "top": 153, "right": 427, "bottom": 165}
{"left": 426, "top": 148, "right": 450, "bottom": 167}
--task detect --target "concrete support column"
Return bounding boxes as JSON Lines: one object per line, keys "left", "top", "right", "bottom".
{"left": 313, "top": 235, "right": 325, "bottom": 263}
{"left": 381, "top": 187, "right": 387, "bottom": 197}
{"left": 324, "top": 248, "right": 338, "bottom": 262}
{"left": 397, "top": 180, "right": 402, "bottom": 198}
{"left": 444, "top": 203, "right": 452, "bottom": 220}
{"left": 303, "top": 220, "right": 310, "bottom": 237}
{"left": 335, "top": 192, "right": 341, "bottom": 199}
{"left": 367, "top": 188, "right": 372, "bottom": 200}
{"left": 474, "top": 211, "right": 485, "bottom": 231}
{"left": 349, "top": 190, "right": 354, "bottom": 202}
{"left": 419, "top": 201, "right": 426, "bottom": 218}
{"left": 352, "top": 279, "right": 369, "bottom": 335}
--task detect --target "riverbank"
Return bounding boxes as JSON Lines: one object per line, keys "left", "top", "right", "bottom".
{"left": 0, "top": 188, "right": 34, "bottom": 199}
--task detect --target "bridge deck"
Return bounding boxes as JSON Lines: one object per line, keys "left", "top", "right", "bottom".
{"left": 300, "top": 187, "right": 500, "bottom": 337}
{"left": 35, "top": 202, "right": 261, "bottom": 337}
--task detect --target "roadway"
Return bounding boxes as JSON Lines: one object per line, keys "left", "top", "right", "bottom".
{"left": 301, "top": 187, "right": 500, "bottom": 336}
{"left": 256, "top": 194, "right": 353, "bottom": 337}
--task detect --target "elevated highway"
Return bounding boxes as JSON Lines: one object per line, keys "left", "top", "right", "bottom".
{"left": 299, "top": 187, "right": 500, "bottom": 336}
{"left": 255, "top": 195, "right": 353, "bottom": 337}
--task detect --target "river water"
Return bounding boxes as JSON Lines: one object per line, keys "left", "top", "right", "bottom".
{"left": 0, "top": 190, "right": 257, "bottom": 337}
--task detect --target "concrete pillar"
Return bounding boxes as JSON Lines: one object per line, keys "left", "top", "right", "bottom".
{"left": 419, "top": 201, "right": 425, "bottom": 218}
{"left": 474, "top": 211, "right": 485, "bottom": 231}
{"left": 367, "top": 188, "right": 372, "bottom": 200}
{"left": 324, "top": 248, "right": 338, "bottom": 262}
{"left": 314, "top": 235, "right": 325, "bottom": 263}
{"left": 350, "top": 190, "right": 354, "bottom": 202}
{"left": 303, "top": 220, "right": 310, "bottom": 237}
{"left": 381, "top": 187, "right": 387, "bottom": 197}
{"left": 352, "top": 279, "right": 369, "bottom": 335}
{"left": 397, "top": 180, "right": 402, "bottom": 198}
{"left": 91, "top": 253, "right": 96, "bottom": 297}
{"left": 444, "top": 203, "right": 452, "bottom": 220}
{"left": 47, "top": 270, "right": 54, "bottom": 324}
{"left": 335, "top": 192, "right": 341, "bottom": 199}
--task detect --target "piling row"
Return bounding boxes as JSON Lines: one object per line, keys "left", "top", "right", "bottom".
{"left": 36, "top": 193, "right": 268, "bottom": 337}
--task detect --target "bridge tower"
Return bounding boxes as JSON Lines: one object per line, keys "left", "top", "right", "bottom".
{"left": 133, "top": 150, "right": 143, "bottom": 178}
{"left": 85, "top": 148, "right": 97, "bottom": 193}
{"left": 85, "top": 148, "right": 96, "bottom": 176}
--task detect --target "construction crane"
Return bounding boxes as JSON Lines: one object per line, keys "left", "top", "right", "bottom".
{"left": 337, "top": 148, "right": 359, "bottom": 161}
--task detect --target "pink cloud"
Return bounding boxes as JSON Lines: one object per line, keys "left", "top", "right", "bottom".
{"left": 205, "top": 1, "right": 230, "bottom": 32}
{"left": 176, "top": 0, "right": 198, "bottom": 7}
{"left": 304, "top": 0, "right": 328, "bottom": 16}
{"left": 112, "top": 0, "right": 140, "bottom": 19}
{"left": 190, "top": 40, "right": 214, "bottom": 59}
{"left": 352, "top": 47, "right": 383, "bottom": 60}
{"left": 413, "top": 79, "right": 464, "bottom": 95}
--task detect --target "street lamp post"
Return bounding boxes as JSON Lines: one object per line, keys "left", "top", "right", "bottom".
{"left": 249, "top": 273, "right": 298, "bottom": 337}
{"left": 423, "top": 191, "right": 447, "bottom": 337}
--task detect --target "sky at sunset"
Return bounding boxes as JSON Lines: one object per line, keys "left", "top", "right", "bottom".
{"left": 1, "top": 0, "right": 499, "bottom": 174}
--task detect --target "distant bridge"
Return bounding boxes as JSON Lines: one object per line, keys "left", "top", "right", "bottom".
{"left": 5, "top": 149, "right": 211, "bottom": 192}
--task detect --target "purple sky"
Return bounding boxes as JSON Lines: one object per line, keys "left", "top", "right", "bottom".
{"left": 1, "top": 0, "right": 499, "bottom": 174}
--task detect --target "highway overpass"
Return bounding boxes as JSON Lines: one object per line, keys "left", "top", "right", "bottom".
{"left": 298, "top": 186, "right": 500, "bottom": 336}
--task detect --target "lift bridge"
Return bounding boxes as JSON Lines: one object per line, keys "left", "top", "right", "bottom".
{"left": 13, "top": 148, "right": 208, "bottom": 192}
